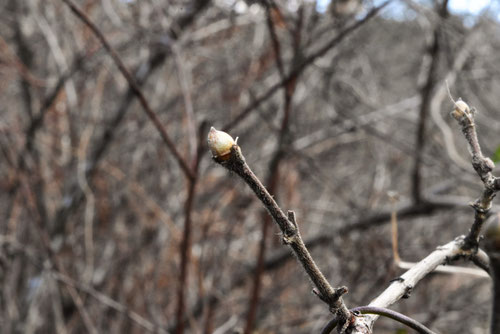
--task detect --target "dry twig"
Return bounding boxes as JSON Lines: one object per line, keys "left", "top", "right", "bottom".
{"left": 209, "top": 129, "right": 353, "bottom": 327}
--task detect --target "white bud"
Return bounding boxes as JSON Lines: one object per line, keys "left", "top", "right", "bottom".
{"left": 451, "top": 100, "right": 470, "bottom": 119}
{"left": 207, "top": 127, "right": 236, "bottom": 159}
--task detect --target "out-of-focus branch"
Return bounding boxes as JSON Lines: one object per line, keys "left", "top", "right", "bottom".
{"left": 222, "top": 1, "right": 391, "bottom": 132}
{"left": 173, "top": 52, "right": 202, "bottom": 333}
{"left": 357, "top": 237, "right": 470, "bottom": 331}
{"left": 391, "top": 193, "right": 488, "bottom": 277}
{"left": 12, "top": 168, "right": 98, "bottom": 333}
{"left": 411, "top": 1, "right": 446, "bottom": 204}
{"left": 174, "top": 46, "right": 197, "bottom": 161}
{"left": 0, "top": 236, "right": 167, "bottom": 334}
{"left": 60, "top": 0, "right": 195, "bottom": 181}
{"left": 0, "top": 34, "right": 45, "bottom": 90}
{"left": 51, "top": 0, "right": 210, "bottom": 237}
{"left": 24, "top": 53, "right": 86, "bottom": 156}
{"left": 471, "top": 248, "right": 490, "bottom": 274}
{"left": 9, "top": 0, "right": 34, "bottom": 117}
{"left": 483, "top": 214, "right": 500, "bottom": 333}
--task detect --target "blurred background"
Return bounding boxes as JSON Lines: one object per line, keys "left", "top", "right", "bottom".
{"left": 1, "top": 0, "right": 499, "bottom": 332}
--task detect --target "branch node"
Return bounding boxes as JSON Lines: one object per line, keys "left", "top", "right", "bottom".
{"left": 212, "top": 132, "right": 350, "bottom": 316}
{"left": 402, "top": 285, "right": 413, "bottom": 299}
{"left": 287, "top": 210, "right": 298, "bottom": 228}
{"left": 333, "top": 286, "right": 349, "bottom": 300}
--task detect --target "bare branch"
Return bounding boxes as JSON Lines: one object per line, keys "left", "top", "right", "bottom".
{"left": 210, "top": 134, "right": 352, "bottom": 324}
{"left": 450, "top": 100, "right": 500, "bottom": 247}
{"left": 60, "top": 0, "right": 195, "bottom": 181}
{"left": 222, "top": 1, "right": 391, "bottom": 132}
{"left": 53, "top": 272, "right": 168, "bottom": 334}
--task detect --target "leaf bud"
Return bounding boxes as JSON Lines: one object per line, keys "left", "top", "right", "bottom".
{"left": 451, "top": 100, "right": 470, "bottom": 120}
{"left": 207, "top": 127, "right": 236, "bottom": 160}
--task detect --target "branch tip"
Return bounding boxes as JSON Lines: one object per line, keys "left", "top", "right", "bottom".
{"left": 207, "top": 127, "right": 236, "bottom": 161}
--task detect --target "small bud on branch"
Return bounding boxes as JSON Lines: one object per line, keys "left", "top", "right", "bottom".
{"left": 209, "top": 126, "right": 353, "bottom": 326}
{"left": 450, "top": 99, "right": 470, "bottom": 120}
{"left": 207, "top": 127, "right": 236, "bottom": 161}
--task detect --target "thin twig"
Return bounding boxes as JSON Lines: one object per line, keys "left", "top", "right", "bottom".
{"left": 175, "top": 123, "right": 206, "bottom": 334}
{"left": 213, "top": 144, "right": 351, "bottom": 324}
{"left": 412, "top": 13, "right": 444, "bottom": 204}
{"left": 13, "top": 173, "right": 98, "bottom": 333}
{"left": 449, "top": 99, "right": 500, "bottom": 247}
{"left": 51, "top": 0, "right": 209, "bottom": 237}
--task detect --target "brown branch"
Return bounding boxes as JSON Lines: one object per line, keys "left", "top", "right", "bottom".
{"left": 1, "top": 236, "right": 167, "bottom": 333}
{"left": 175, "top": 178, "right": 197, "bottom": 334}
{"left": 51, "top": 0, "right": 209, "bottom": 237}
{"left": 60, "top": 0, "right": 195, "bottom": 181}
{"left": 212, "top": 141, "right": 352, "bottom": 325}
{"left": 54, "top": 272, "right": 167, "bottom": 333}
{"left": 175, "top": 123, "right": 206, "bottom": 334}
{"left": 222, "top": 1, "right": 390, "bottom": 132}
{"left": 412, "top": 27, "right": 441, "bottom": 204}
{"left": 14, "top": 170, "right": 98, "bottom": 333}
{"left": 265, "top": 2, "right": 286, "bottom": 78}
{"left": 411, "top": 0, "right": 449, "bottom": 204}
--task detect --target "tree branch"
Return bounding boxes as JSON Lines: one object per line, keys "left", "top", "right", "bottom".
{"left": 450, "top": 100, "right": 500, "bottom": 248}
{"left": 210, "top": 135, "right": 352, "bottom": 324}
{"left": 60, "top": 0, "right": 195, "bottom": 181}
